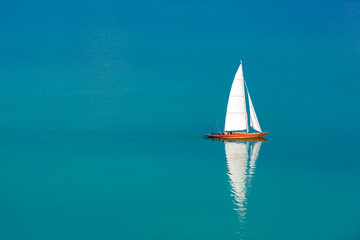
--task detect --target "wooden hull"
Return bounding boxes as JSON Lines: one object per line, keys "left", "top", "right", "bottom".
{"left": 209, "top": 137, "right": 268, "bottom": 142}
{"left": 204, "top": 132, "right": 268, "bottom": 139}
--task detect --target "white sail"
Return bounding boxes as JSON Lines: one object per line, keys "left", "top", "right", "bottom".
{"left": 224, "top": 62, "right": 248, "bottom": 132}
{"left": 247, "top": 88, "right": 262, "bottom": 132}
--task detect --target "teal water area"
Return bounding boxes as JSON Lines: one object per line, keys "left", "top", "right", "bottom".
{"left": 0, "top": 131, "right": 359, "bottom": 239}
{"left": 1, "top": 0, "right": 360, "bottom": 239}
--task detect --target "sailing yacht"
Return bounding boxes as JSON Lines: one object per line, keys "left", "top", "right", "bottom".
{"left": 205, "top": 61, "right": 268, "bottom": 139}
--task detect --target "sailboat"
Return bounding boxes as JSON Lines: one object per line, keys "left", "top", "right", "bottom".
{"left": 205, "top": 61, "right": 268, "bottom": 139}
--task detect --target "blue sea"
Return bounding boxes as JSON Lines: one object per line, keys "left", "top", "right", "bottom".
{"left": 0, "top": 0, "right": 360, "bottom": 239}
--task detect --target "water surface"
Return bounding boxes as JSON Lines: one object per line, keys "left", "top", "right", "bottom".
{"left": 0, "top": 131, "right": 359, "bottom": 239}
{"left": 0, "top": 0, "right": 359, "bottom": 239}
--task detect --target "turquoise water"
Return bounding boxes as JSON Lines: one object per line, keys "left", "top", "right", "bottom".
{"left": 0, "top": 132, "right": 359, "bottom": 239}
{"left": 1, "top": 0, "right": 360, "bottom": 239}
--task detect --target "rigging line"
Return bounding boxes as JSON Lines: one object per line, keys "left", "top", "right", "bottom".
{"left": 244, "top": 79, "right": 250, "bottom": 95}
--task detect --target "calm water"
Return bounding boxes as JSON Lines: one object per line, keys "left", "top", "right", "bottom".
{"left": 1, "top": 0, "right": 360, "bottom": 239}
{"left": 0, "top": 131, "right": 359, "bottom": 240}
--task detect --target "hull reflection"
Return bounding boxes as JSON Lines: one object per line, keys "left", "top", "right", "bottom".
{"left": 224, "top": 139, "right": 264, "bottom": 222}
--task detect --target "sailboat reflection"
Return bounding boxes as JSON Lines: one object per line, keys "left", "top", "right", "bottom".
{"left": 223, "top": 137, "right": 266, "bottom": 222}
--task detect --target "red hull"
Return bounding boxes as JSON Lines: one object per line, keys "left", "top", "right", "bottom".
{"left": 204, "top": 132, "right": 268, "bottom": 139}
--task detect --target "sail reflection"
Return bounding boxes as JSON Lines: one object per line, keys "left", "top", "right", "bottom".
{"left": 223, "top": 138, "right": 266, "bottom": 222}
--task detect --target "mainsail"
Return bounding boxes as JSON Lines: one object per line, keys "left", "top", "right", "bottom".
{"left": 224, "top": 62, "right": 248, "bottom": 132}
